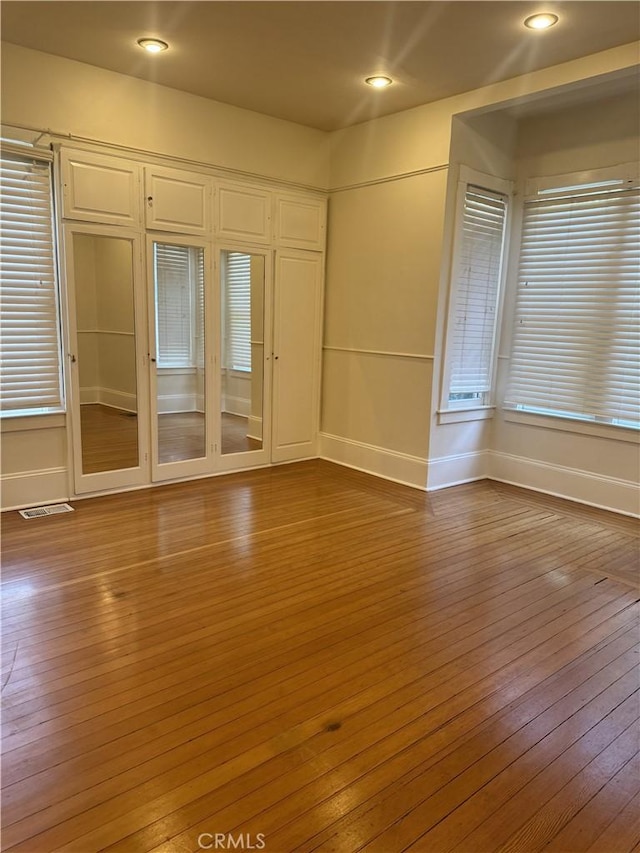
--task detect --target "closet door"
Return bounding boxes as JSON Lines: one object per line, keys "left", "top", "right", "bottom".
{"left": 148, "top": 235, "right": 214, "bottom": 481}
{"left": 272, "top": 249, "right": 323, "bottom": 462}
{"left": 64, "top": 224, "right": 150, "bottom": 495}
{"left": 216, "top": 245, "right": 272, "bottom": 471}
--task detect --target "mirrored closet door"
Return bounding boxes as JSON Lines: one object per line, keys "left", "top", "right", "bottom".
{"left": 64, "top": 224, "right": 150, "bottom": 494}
{"left": 148, "top": 236, "right": 213, "bottom": 481}
{"left": 217, "top": 246, "right": 271, "bottom": 471}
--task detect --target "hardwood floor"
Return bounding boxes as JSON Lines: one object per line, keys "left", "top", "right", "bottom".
{"left": 1, "top": 462, "right": 638, "bottom": 853}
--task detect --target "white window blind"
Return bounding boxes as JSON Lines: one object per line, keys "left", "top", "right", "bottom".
{"left": 223, "top": 252, "right": 251, "bottom": 372}
{"left": 505, "top": 183, "right": 640, "bottom": 428}
{"left": 1, "top": 152, "right": 63, "bottom": 416}
{"left": 447, "top": 185, "right": 508, "bottom": 405}
{"left": 154, "top": 243, "right": 195, "bottom": 367}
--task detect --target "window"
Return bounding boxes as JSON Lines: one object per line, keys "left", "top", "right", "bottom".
{"left": 504, "top": 166, "right": 639, "bottom": 430}
{"left": 0, "top": 150, "right": 63, "bottom": 416}
{"left": 154, "top": 243, "right": 203, "bottom": 368}
{"left": 441, "top": 171, "right": 509, "bottom": 414}
{"left": 222, "top": 252, "right": 251, "bottom": 372}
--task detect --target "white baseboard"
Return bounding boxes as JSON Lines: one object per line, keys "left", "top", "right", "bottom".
{"left": 426, "top": 450, "right": 489, "bottom": 491}
{"left": 80, "top": 386, "right": 99, "bottom": 405}
{"left": 319, "top": 432, "right": 427, "bottom": 489}
{"left": 157, "top": 393, "right": 197, "bottom": 414}
{"left": 488, "top": 451, "right": 640, "bottom": 517}
{"left": 80, "top": 386, "right": 137, "bottom": 413}
{"left": 247, "top": 415, "right": 263, "bottom": 442}
{"left": 223, "top": 396, "right": 251, "bottom": 418}
{"left": 1, "top": 467, "right": 69, "bottom": 512}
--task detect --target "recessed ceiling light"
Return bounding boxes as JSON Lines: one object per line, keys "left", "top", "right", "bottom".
{"left": 365, "top": 76, "right": 393, "bottom": 89}
{"left": 137, "top": 38, "right": 169, "bottom": 53}
{"left": 523, "top": 13, "right": 559, "bottom": 30}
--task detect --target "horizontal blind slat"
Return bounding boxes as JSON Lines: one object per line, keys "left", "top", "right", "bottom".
{"left": 505, "top": 184, "right": 640, "bottom": 427}
{"left": 0, "top": 153, "right": 63, "bottom": 414}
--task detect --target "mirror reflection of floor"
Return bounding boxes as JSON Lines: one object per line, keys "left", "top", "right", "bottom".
{"left": 220, "top": 412, "right": 262, "bottom": 455}
{"left": 158, "top": 411, "right": 206, "bottom": 463}
{"left": 79, "top": 405, "right": 261, "bottom": 472}
{"left": 80, "top": 404, "right": 139, "bottom": 473}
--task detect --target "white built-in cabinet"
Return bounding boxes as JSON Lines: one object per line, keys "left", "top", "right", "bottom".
{"left": 58, "top": 146, "right": 326, "bottom": 497}
{"left": 61, "top": 149, "right": 142, "bottom": 227}
{"left": 216, "top": 181, "right": 272, "bottom": 244}
{"left": 144, "top": 165, "right": 212, "bottom": 235}
{"left": 274, "top": 193, "right": 326, "bottom": 250}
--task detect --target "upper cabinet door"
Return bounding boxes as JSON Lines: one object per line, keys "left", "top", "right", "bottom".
{"left": 144, "top": 166, "right": 212, "bottom": 235}
{"left": 60, "top": 149, "right": 142, "bottom": 226}
{"left": 274, "top": 193, "right": 326, "bottom": 251}
{"left": 215, "top": 181, "right": 272, "bottom": 245}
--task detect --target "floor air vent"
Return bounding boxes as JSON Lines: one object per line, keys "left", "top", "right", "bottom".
{"left": 19, "top": 504, "right": 74, "bottom": 519}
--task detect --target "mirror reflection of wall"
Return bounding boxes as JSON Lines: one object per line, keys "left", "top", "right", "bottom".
{"left": 220, "top": 251, "right": 264, "bottom": 454}
{"left": 73, "top": 234, "right": 138, "bottom": 474}
{"left": 153, "top": 243, "right": 206, "bottom": 463}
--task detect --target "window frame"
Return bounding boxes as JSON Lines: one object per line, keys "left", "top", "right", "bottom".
{"left": 439, "top": 166, "right": 513, "bottom": 423}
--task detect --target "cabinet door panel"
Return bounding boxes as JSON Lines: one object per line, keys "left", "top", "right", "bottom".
{"left": 275, "top": 194, "right": 326, "bottom": 250}
{"left": 216, "top": 182, "right": 271, "bottom": 244}
{"left": 145, "top": 167, "right": 211, "bottom": 234}
{"left": 61, "top": 150, "right": 141, "bottom": 226}
{"left": 272, "top": 250, "right": 322, "bottom": 462}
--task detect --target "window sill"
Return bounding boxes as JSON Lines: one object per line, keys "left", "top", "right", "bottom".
{"left": 157, "top": 366, "right": 197, "bottom": 375}
{"left": 1, "top": 412, "right": 66, "bottom": 433}
{"left": 437, "top": 406, "right": 495, "bottom": 425}
{"left": 502, "top": 409, "right": 640, "bottom": 444}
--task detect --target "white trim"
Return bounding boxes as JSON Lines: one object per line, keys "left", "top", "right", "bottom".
{"left": 1, "top": 467, "right": 68, "bottom": 511}
{"left": 156, "top": 394, "right": 199, "bottom": 414}
{"left": 329, "top": 163, "right": 449, "bottom": 194}
{"left": 319, "top": 432, "right": 427, "bottom": 490}
{"left": 222, "top": 395, "right": 251, "bottom": 418}
{"left": 426, "top": 451, "right": 489, "bottom": 491}
{"left": 247, "top": 415, "right": 263, "bottom": 441}
{"left": 502, "top": 409, "right": 639, "bottom": 444}
{"left": 437, "top": 406, "right": 495, "bottom": 424}
{"left": 77, "top": 329, "right": 135, "bottom": 336}
{"left": 1, "top": 413, "right": 66, "bottom": 433}
{"left": 80, "top": 388, "right": 137, "bottom": 413}
{"left": 488, "top": 451, "right": 640, "bottom": 518}
{"left": 323, "top": 346, "right": 435, "bottom": 361}
{"left": 525, "top": 162, "right": 639, "bottom": 199}
{"left": 459, "top": 165, "right": 513, "bottom": 196}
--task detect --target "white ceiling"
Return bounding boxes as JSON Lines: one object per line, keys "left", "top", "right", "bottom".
{"left": 1, "top": 1, "right": 639, "bottom": 131}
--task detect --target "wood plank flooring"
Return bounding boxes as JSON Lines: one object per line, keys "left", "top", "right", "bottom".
{"left": 1, "top": 461, "right": 639, "bottom": 853}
